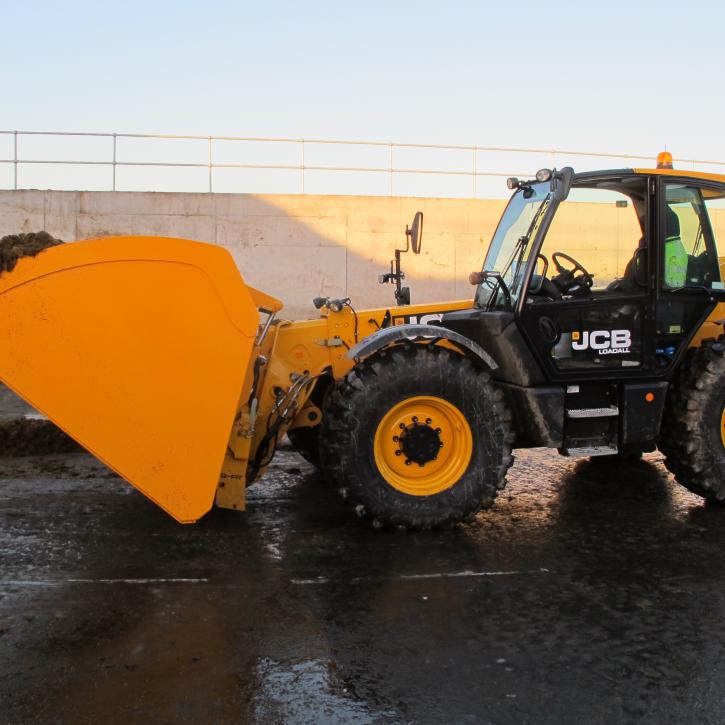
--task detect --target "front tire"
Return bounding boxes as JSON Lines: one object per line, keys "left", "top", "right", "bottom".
{"left": 287, "top": 426, "right": 320, "bottom": 466}
{"left": 660, "top": 336, "right": 725, "bottom": 501}
{"left": 286, "top": 376, "right": 332, "bottom": 467}
{"left": 319, "top": 345, "right": 513, "bottom": 529}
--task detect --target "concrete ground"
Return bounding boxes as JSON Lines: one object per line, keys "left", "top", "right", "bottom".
{"left": 1, "top": 443, "right": 725, "bottom": 724}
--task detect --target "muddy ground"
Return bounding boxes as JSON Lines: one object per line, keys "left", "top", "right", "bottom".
{"left": 1, "top": 443, "right": 725, "bottom": 724}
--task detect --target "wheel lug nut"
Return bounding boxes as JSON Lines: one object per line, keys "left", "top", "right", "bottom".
{"left": 405, "top": 459, "right": 412, "bottom": 466}
{"left": 435, "top": 428, "right": 441, "bottom": 433}
{"left": 439, "top": 442, "right": 444, "bottom": 448}
{"left": 412, "top": 416, "right": 418, "bottom": 423}
{"left": 393, "top": 435, "right": 399, "bottom": 442}
{"left": 418, "top": 463, "right": 425, "bottom": 468}
{"left": 395, "top": 450, "right": 402, "bottom": 456}
{"left": 399, "top": 423, "right": 406, "bottom": 429}
{"left": 425, "top": 418, "right": 432, "bottom": 425}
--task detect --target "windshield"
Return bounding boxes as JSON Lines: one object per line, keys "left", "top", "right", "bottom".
{"left": 475, "top": 181, "right": 551, "bottom": 309}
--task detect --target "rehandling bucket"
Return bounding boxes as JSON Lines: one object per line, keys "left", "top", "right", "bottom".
{"left": 0, "top": 236, "right": 259, "bottom": 522}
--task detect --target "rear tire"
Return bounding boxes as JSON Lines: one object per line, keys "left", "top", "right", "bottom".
{"left": 660, "top": 335, "right": 725, "bottom": 501}
{"left": 319, "top": 345, "right": 513, "bottom": 529}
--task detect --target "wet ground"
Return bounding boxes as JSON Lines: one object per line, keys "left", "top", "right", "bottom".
{"left": 1, "top": 445, "right": 725, "bottom": 724}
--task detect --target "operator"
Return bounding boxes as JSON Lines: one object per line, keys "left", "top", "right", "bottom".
{"left": 664, "top": 206, "right": 688, "bottom": 288}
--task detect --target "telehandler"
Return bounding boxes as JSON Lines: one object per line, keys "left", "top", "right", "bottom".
{"left": 0, "top": 153, "right": 723, "bottom": 528}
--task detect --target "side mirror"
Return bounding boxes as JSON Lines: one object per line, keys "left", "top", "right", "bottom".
{"left": 406, "top": 211, "right": 423, "bottom": 254}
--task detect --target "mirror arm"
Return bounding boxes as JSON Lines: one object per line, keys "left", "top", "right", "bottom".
{"left": 402, "top": 229, "right": 411, "bottom": 254}
{"left": 394, "top": 249, "right": 403, "bottom": 301}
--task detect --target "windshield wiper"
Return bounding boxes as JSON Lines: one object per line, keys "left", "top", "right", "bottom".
{"left": 497, "top": 202, "right": 549, "bottom": 306}
{"left": 481, "top": 272, "right": 512, "bottom": 311}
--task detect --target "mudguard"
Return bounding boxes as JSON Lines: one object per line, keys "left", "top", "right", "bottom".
{"left": 0, "top": 236, "right": 259, "bottom": 523}
{"left": 346, "top": 323, "right": 498, "bottom": 370}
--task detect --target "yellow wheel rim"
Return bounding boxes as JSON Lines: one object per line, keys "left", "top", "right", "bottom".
{"left": 373, "top": 396, "right": 473, "bottom": 496}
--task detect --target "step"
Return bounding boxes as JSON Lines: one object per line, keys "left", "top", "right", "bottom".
{"left": 566, "top": 406, "right": 619, "bottom": 419}
{"left": 563, "top": 445, "right": 619, "bottom": 458}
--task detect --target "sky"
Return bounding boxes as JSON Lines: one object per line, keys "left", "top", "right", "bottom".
{"left": 3, "top": 0, "right": 725, "bottom": 194}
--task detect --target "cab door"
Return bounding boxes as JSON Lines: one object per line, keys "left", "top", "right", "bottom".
{"left": 518, "top": 175, "right": 655, "bottom": 382}
{"left": 654, "top": 178, "right": 725, "bottom": 371}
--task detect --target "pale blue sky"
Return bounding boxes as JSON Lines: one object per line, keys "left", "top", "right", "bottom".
{"left": 4, "top": 0, "right": 725, "bottom": 194}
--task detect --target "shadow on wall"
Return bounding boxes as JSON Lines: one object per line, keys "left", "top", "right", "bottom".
{"left": 0, "top": 190, "right": 506, "bottom": 318}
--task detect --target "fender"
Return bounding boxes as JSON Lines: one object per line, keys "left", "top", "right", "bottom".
{"left": 346, "top": 323, "right": 498, "bottom": 371}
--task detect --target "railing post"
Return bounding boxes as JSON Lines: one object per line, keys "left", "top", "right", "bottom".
{"left": 112, "top": 133, "right": 117, "bottom": 191}
{"left": 389, "top": 143, "right": 393, "bottom": 196}
{"left": 472, "top": 145, "right": 477, "bottom": 198}
{"left": 13, "top": 131, "right": 18, "bottom": 190}
{"left": 300, "top": 139, "right": 305, "bottom": 194}
{"left": 208, "top": 136, "right": 213, "bottom": 193}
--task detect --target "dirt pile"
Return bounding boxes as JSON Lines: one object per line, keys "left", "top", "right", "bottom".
{"left": 0, "top": 232, "right": 63, "bottom": 274}
{"left": 0, "top": 419, "right": 79, "bottom": 457}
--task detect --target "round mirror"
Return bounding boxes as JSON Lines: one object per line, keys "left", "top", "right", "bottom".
{"left": 407, "top": 211, "right": 424, "bottom": 254}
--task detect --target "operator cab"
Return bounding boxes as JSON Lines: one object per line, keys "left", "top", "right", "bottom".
{"left": 474, "top": 172, "right": 652, "bottom": 309}
{"left": 444, "top": 162, "right": 725, "bottom": 385}
{"left": 441, "top": 159, "right": 725, "bottom": 455}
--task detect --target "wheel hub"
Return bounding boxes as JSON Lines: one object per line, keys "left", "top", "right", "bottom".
{"left": 373, "top": 395, "right": 473, "bottom": 496}
{"left": 398, "top": 421, "right": 442, "bottom": 466}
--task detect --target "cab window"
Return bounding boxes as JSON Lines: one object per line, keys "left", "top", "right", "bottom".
{"left": 663, "top": 184, "right": 723, "bottom": 290}
{"left": 536, "top": 178, "right": 647, "bottom": 296}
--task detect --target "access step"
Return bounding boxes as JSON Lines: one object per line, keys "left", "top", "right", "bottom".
{"left": 566, "top": 406, "right": 619, "bottom": 419}
{"left": 562, "top": 445, "right": 619, "bottom": 458}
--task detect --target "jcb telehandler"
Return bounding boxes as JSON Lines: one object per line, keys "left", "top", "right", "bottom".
{"left": 0, "top": 153, "right": 723, "bottom": 528}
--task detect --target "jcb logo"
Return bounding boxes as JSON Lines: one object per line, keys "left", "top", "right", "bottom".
{"left": 393, "top": 313, "right": 443, "bottom": 326}
{"left": 572, "top": 329, "right": 632, "bottom": 355}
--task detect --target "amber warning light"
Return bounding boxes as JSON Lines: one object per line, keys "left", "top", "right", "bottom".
{"left": 657, "top": 151, "right": 673, "bottom": 169}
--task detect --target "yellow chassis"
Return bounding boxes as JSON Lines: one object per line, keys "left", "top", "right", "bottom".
{"left": 216, "top": 296, "right": 474, "bottom": 513}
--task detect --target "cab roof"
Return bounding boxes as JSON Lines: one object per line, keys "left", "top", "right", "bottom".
{"left": 633, "top": 167, "right": 725, "bottom": 184}
{"left": 573, "top": 167, "right": 725, "bottom": 185}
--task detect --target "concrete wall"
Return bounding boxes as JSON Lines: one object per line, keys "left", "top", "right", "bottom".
{"left": 2, "top": 189, "right": 724, "bottom": 319}
{"left": 0, "top": 190, "right": 506, "bottom": 318}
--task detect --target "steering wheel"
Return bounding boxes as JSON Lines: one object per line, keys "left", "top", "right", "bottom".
{"left": 551, "top": 252, "right": 594, "bottom": 295}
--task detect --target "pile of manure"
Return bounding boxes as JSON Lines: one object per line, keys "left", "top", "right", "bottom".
{"left": 0, "top": 232, "right": 63, "bottom": 274}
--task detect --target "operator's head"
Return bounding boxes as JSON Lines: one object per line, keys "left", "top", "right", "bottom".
{"left": 666, "top": 206, "right": 681, "bottom": 239}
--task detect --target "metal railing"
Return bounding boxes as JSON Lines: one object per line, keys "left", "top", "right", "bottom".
{"left": 1, "top": 130, "right": 721, "bottom": 197}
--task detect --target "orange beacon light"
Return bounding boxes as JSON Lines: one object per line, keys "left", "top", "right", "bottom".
{"left": 657, "top": 151, "right": 674, "bottom": 169}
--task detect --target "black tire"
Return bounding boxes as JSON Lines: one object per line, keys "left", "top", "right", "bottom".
{"left": 318, "top": 345, "right": 513, "bottom": 529}
{"left": 660, "top": 335, "right": 725, "bottom": 501}
{"left": 286, "top": 376, "right": 332, "bottom": 467}
{"left": 287, "top": 426, "right": 320, "bottom": 466}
